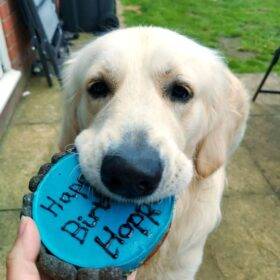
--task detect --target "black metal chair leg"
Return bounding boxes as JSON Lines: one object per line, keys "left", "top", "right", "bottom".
{"left": 37, "top": 45, "right": 53, "bottom": 87}
{"left": 48, "top": 48, "right": 61, "bottom": 79}
{"left": 19, "top": 0, "right": 70, "bottom": 87}
{"left": 252, "top": 59, "right": 275, "bottom": 102}
{"left": 252, "top": 48, "right": 280, "bottom": 102}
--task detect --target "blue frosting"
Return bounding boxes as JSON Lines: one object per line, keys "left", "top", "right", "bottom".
{"left": 32, "top": 153, "right": 174, "bottom": 271}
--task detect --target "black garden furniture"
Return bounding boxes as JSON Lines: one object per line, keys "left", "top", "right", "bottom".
{"left": 252, "top": 47, "right": 280, "bottom": 101}
{"left": 18, "top": 0, "right": 70, "bottom": 87}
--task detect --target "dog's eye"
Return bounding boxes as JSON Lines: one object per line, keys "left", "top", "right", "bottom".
{"left": 87, "top": 80, "right": 110, "bottom": 98}
{"left": 169, "top": 83, "right": 193, "bottom": 103}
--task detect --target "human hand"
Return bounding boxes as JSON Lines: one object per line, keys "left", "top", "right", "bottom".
{"left": 6, "top": 216, "right": 137, "bottom": 280}
{"left": 6, "top": 216, "right": 42, "bottom": 280}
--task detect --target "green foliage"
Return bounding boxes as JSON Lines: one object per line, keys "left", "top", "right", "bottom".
{"left": 121, "top": 0, "right": 280, "bottom": 73}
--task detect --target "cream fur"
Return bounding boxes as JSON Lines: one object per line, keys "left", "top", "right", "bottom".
{"left": 59, "top": 27, "right": 249, "bottom": 279}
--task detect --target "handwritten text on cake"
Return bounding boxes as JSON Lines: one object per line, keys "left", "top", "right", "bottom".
{"left": 39, "top": 175, "right": 161, "bottom": 259}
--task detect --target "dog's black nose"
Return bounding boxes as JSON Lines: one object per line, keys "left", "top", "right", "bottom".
{"left": 100, "top": 144, "right": 163, "bottom": 199}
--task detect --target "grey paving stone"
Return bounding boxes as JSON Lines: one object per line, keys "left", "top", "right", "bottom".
{"left": 198, "top": 195, "right": 280, "bottom": 280}
{"left": 225, "top": 144, "right": 273, "bottom": 197}
{"left": 0, "top": 123, "right": 59, "bottom": 209}
{"left": 0, "top": 210, "right": 20, "bottom": 280}
{"left": 244, "top": 115, "right": 280, "bottom": 193}
{"left": 12, "top": 78, "right": 62, "bottom": 125}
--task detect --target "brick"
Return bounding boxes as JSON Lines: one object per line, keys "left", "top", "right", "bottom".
{"left": 9, "top": 36, "right": 31, "bottom": 69}
{"left": 5, "top": 29, "right": 17, "bottom": 48}
{"left": 2, "top": 16, "right": 16, "bottom": 35}
{"left": 11, "top": 56, "right": 21, "bottom": 69}
{"left": 1, "top": 0, "right": 31, "bottom": 71}
{"left": 0, "top": 1, "right": 9, "bottom": 19}
{"left": 0, "top": 0, "right": 16, "bottom": 20}
{"left": 6, "top": 0, "right": 17, "bottom": 12}
{"left": 11, "top": 50, "right": 31, "bottom": 70}
{"left": 8, "top": 44, "right": 20, "bottom": 62}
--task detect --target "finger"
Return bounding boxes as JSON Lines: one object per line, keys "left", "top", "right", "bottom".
{"left": 7, "top": 216, "right": 41, "bottom": 280}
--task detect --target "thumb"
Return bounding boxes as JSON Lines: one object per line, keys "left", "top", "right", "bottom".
{"left": 7, "top": 216, "right": 41, "bottom": 280}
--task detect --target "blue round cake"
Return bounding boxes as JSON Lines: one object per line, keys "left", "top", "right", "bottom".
{"left": 32, "top": 151, "right": 174, "bottom": 272}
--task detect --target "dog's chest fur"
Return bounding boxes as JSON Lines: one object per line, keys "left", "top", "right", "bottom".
{"left": 136, "top": 168, "right": 225, "bottom": 280}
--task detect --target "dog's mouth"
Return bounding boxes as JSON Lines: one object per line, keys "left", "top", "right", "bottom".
{"left": 78, "top": 153, "right": 194, "bottom": 204}
{"left": 79, "top": 162, "right": 193, "bottom": 205}
{"left": 77, "top": 134, "right": 168, "bottom": 203}
{"left": 75, "top": 126, "right": 194, "bottom": 204}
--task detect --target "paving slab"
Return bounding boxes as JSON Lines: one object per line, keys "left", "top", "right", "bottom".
{"left": 238, "top": 73, "right": 280, "bottom": 102}
{"left": 0, "top": 210, "right": 20, "bottom": 280}
{"left": 225, "top": 144, "right": 272, "bottom": 197}
{"left": 12, "top": 78, "right": 61, "bottom": 125}
{"left": 244, "top": 115, "right": 280, "bottom": 193}
{"left": 238, "top": 73, "right": 280, "bottom": 116}
{"left": 0, "top": 123, "right": 59, "bottom": 209}
{"left": 197, "top": 194, "right": 280, "bottom": 280}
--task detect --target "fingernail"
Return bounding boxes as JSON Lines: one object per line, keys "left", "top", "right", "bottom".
{"left": 18, "top": 216, "right": 28, "bottom": 237}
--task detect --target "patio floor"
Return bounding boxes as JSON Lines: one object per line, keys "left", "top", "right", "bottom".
{"left": 0, "top": 34, "right": 279, "bottom": 279}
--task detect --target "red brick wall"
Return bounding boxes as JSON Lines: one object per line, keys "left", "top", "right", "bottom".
{"left": 0, "top": 0, "right": 32, "bottom": 70}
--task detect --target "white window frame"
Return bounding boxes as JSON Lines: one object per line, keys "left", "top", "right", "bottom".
{"left": 0, "top": 20, "right": 21, "bottom": 115}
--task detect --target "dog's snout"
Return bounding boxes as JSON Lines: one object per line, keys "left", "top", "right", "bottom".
{"left": 100, "top": 145, "right": 163, "bottom": 199}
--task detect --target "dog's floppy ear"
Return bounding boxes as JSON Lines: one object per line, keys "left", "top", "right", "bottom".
{"left": 59, "top": 57, "right": 81, "bottom": 151}
{"left": 195, "top": 71, "right": 249, "bottom": 178}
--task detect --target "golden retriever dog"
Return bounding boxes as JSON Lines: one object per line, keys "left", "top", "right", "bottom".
{"left": 59, "top": 27, "right": 249, "bottom": 279}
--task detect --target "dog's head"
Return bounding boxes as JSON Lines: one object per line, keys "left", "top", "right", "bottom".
{"left": 60, "top": 27, "right": 249, "bottom": 203}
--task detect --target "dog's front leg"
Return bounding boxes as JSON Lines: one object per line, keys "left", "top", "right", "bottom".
{"left": 179, "top": 238, "right": 207, "bottom": 280}
{"left": 135, "top": 237, "right": 206, "bottom": 280}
